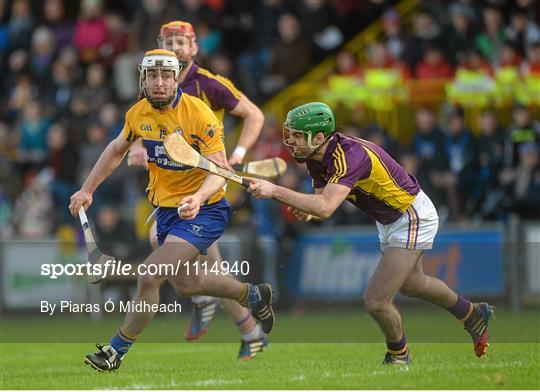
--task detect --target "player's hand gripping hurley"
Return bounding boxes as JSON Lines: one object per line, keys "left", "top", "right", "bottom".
{"left": 164, "top": 133, "right": 253, "bottom": 187}
{"left": 164, "top": 132, "right": 318, "bottom": 221}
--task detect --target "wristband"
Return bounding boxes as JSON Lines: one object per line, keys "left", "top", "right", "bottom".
{"left": 232, "top": 146, "right": 247, "bottom": 159}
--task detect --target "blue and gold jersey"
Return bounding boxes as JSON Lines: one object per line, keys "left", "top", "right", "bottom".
{"left": 121, "top": 91, "right": 225, "bottom": 207}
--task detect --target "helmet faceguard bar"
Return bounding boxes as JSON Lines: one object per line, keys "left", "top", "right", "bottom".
{"left": 282, "top": 126, "right": 333, "bottom": 162}
{"left": 157, "top": 21, "right": 197, "bottom": 68}
{"left": 139, "top": 50, "right": 180, "bottom": 109}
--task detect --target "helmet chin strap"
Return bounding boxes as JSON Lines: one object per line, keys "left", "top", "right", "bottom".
{"left": 295, "top": 134, "right": 333, "bottom": 163}
{"left": 144, "top": 87, "right": 178, "bottom": 109}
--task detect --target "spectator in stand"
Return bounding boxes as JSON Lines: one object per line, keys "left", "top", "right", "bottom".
{"left": 499, "top": 142, "right": 540, "bottom": 219}
{"left": 192, "top": 20, "right": 222, "bottom": 63}
{"left": 399, "top": 149, "right": 420, "bottom": 177}
{"left": 521, "top": 40, "right": 540, "bottom": 76}
{"left": 514, "top": 0, "right": 540, "bottom": 19}
{"left": 78, "top": 122, "right": 108, "bottom": 184}
{"left": 296, "top": 0, "right": 343, "bottom": 60}
{"left": 364, "top": 123, "right": 400, "bottom": 160}
{"left": 334, "top": 50, "right": 362, "bottom": 77}
{"left": 3, "top": 48, "right": 27, "bottom": 91}
{"left": 249, "top": 116, "right": 291, "bottom": 163}
{"left": 72, "top": 0, "right": 107, "bottom": 64}
{"left": 402, "top": 9, "right": 442, "bottom": 72}
{"left": 459, "top": 48, "right": 494, "bottom": 76}
{"left": 415, "top": 43, "right": 454, "bottom": 79}
{"left": 4, "top": 50, "right": 33, "bottom": 118}
{"left": 175, "top": 0, "right": 219, "bottom": 28}
{"left": 381, "top": 8, "right": 406, "bottom": 61}
{"left": 475, "top": 5, "right": 506, "bottom": 65}
{"left": 504, "top": 103, "right": 540, "bottom": 167}
{"left": 443, "top": 2, "right": 477, "bottom": 66}
{"left": 411, "top": 107, "right": 449, "bottom": 210}
{"left": 476, "top": 109, "right": 506, "bottom": 217}
{"left": 67, "top": 94, "right": 92, "bottom": 150}
{"left": 8, "top": 0, "right": 34, "bottom": 50}
{"left": 30, "top": 26, "right": 56, "bottom": 89}
{"left": 46, "top": 121, "right": 78, "bottom": 223}
{"left": 100, "top": 12, "right": 128, "bottom": 68}
{"left": 323, "top": 49, "right": 363, "bottom": 110}
{"left": 17, "top": 100, "right": 51, "bottom": 169}
{"left": 261, "top": 13, "right": 313, "bottom": 96}
{"left": 98, "top": 102, "right": 122, "bottom": 140}
{"left": 237, "top": 0, "right": 289, "bottom": 99}
{"left": 41, "top": 0, "right": 73, "bottom": 50}
{"left": 78, "top": 121, "right": 126, "bottom": 209}
{"left": 44, "top": 55, "right": 76, "bottom": 114}
{"left": 75, "top": 62, "right": 111, "bottom": 114}
{"left": 498, "top": 41, "right": 523, "bottom": 68}
{"left": 365, "top": 41, "right": 411, "bottom": 79}
{"left": 440, "top": 107, "right": 479, "bottom": 218}
{"left": 129, "top": 0, "right": 179, "bottom": 52}
{"left": 505, "top": 7, "right": 540, "bottom": 57}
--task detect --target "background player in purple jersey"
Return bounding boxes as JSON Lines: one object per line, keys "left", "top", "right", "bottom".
{"left": 127, "top": 21, "right": 266, "bottom": 359}
{"left": 248, "top": 102, "right": 495, "bottom": 365}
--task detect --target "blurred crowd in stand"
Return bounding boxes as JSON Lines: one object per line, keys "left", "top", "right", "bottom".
{"left": 1, "top": 0, "right": 539, "bottom": 308}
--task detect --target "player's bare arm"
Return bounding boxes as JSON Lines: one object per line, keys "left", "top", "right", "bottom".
{"left": 248, "top": 179, "right": 350, "bottom": 220}
{"left": 179, "top": 149, "right": 228, "bottom": 220}
{"left": 69, "top": 134, "right": 132, "bottom": 216}
{"left": 228, "top": 95, "right": 264, "bottom": 165}
{"left": 288, "top": 188, "right": 323, "bottom": 221}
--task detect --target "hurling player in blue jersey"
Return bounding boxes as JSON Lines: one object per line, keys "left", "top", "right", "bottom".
{"left": 70, "top": 50, "right": 274, "bottom": 372}
{"left": 127, "top": 21, "right": 267, "bottom": 359}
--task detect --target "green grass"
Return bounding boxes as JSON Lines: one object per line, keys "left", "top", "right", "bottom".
{"left": 1, "top": 310, "right": 539, "bottom": 389}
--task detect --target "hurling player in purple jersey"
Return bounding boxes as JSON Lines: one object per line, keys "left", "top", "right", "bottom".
{"left": 248, "top": 102, "right": 495, "bottom": 365}
{"left": 127, "top": 21, "right": 266, "bottom": 360}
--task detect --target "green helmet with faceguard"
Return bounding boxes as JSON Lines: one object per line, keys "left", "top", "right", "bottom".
{"left": 283, "top": 102, "right": 335, "bottom": 162}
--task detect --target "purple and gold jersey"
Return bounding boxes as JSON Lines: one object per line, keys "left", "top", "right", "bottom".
{"left": 306, "top": 133, "right": 420, "bottom": 224}
{"left": 181, "top": 63, "right": 242, "bottom": 122}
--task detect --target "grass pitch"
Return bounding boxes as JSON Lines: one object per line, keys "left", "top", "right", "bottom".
{"left": 1, "top": 310, "right": 539, "bottom": 389}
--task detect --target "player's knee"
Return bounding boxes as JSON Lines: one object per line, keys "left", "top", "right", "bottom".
{"left": 400, "top": 276, "right": 426, "bottom": 297}
{"left": 363, "top": 293, "right": 387, "bottom": 315}
{"left": 399, "top": 284, "right": 418, "bottom": 297}
{"left": 175, "top": 275, "right": 204, "bottom": 296}
{"left": 137, "top": 273, "right": 164, "bottom": 292}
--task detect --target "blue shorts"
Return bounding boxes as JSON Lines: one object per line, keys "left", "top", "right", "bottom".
{"left": 156, "top": 198, "right": 231, "bottom": 255}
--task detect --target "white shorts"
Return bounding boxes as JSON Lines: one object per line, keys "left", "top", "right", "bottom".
{"left": 375, "top": 190, "right": 439, "bottom": 252}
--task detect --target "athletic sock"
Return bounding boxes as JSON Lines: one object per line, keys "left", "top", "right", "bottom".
{"left": 237, "top": 283, "right": 261, "bottom": 307}
{"left": 386, "top": 334, "right": 408, "bottom": 357}
{"left": 236, "top": 311, "right": 263, "bottom": 341}
{"left": 447, "top": 295, "right": 474, "bottom": 321}
{"left": 110, "top": 327, "right": 137, "bottom": 358}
